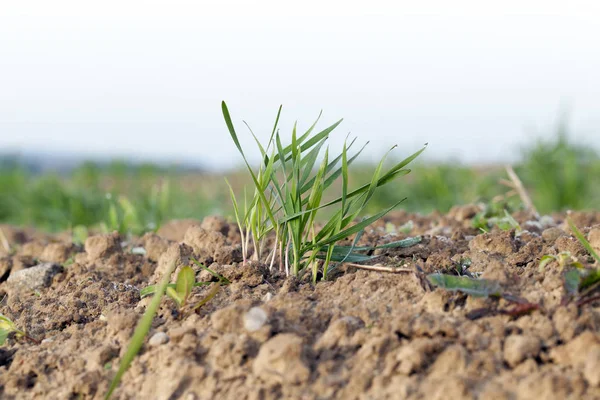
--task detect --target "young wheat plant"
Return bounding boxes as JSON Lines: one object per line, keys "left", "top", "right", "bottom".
{"left": 223, "top": 101, "right": 426, "bottom": 281}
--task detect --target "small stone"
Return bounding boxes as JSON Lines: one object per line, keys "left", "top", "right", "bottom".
{"left": 244, "top": 307, "right": 268, "bottom": 332}
{"left": 6, "top": 262, "right": 63, "bottom": 292}
{"left": 523, "top": 220, "right": 543, "bottom": 233}
{"left": 539, "top": 215, "right": 556, "bottom": 229}
{"left": 262, "top": 292, "right": 273, "bottom": 302}
{"left": 542, "top": 227, "right": 566, "bottom": 243}
{"left": 503, "top": 334, "right": 541, "bottom": 367}
{"left": 148, "top": 332, "right": 169, "bottom": 347}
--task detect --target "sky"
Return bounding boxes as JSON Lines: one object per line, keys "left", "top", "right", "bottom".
{"left": 1, "top": 0, "right": 599, "bottom": 170}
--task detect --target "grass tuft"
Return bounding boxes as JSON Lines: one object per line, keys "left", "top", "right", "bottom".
{"left": 222, "top": 101, "right": 425, "bottom": 281}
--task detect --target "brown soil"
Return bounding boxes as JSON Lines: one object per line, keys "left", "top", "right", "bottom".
{"left": 1, "top": 209, "right": 600, "bottom": 399}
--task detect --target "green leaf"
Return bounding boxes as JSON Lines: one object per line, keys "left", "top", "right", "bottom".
{"left": 321, "top": 236, "right": 421, "bottom": 260}
{"left": 175, "top": 266, "right": 195, "bottom": 306}
{"left": 140, "top": 282, "right": 211, "bottom": 299}
{"left": 0, "top": 314, "right": 16, "bottom": 331}
{"left": 318, "top": 251, "right": 376, "bottom": 263}
{"left": 371, "top": 236, "right": 422, "bottom": 250}
{"left": 580, "top": 269, "right": 600, "bottom": 291}
{"left": 564, "top": 269, "right": 581, "bottom": 296}
{"left": 165, "top": 286, "right": 183, "bottom": 306}
{"left": 427, "top": 273, "right": 503, "bottom": 297}
{"left": 105, "top": 261, "right": 178, "bottom": 400}
{"left": 0, "top": 329, "right": 8, "bottom": 345}
{"left": 316, "top": 201, "right": 404, "bottom": 248}
{"left": 538, "top": 255, "right": 556, "bottom": 271}
{"left": 190, "top": 258, "right": 231, "bottom": 284}
{"left": 568, "top": 217, "right": 600, "bottom": 264}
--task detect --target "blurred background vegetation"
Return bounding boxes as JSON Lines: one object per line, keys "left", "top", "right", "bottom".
{"left": 1, "top": 124, "right": 598, "bottom": 236}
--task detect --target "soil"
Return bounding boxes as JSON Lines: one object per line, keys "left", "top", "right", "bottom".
{"left": 1, "top": 207, "right": 600, "bottom": 399}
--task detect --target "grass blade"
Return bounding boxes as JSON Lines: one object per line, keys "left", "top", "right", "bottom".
{"left": 175, "top": 266, "right": 195, "bottom": 306}
{"left": 567, "top": 216, "right": 600, "bottom": 264}
{"left": 105, "top": 261, "right": 177, "bottom": 399}
{"left": 427, "top": 273, "right": 502, "bottom": 297}
{"left": 140, "top": 282, "right": 212, "bottom": 299}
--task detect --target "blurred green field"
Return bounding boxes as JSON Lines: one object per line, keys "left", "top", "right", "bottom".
{"left": 1, "top": 128, "right": 598, "bottom": 236}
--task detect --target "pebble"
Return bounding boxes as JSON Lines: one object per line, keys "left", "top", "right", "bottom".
{"left": 6, "top": 263, "right": 63, "bottom": 292}
{"left": 148, "top": 332, "right": 169, "bottom": 347}
{"left": 541, "top": 227, "right": 566, "bottom": 243}
{"left": 262, "top": 292, "right": 273, "bottom": 302}
{"left": 244, "top": 307, "right": 268, "bottom": 332}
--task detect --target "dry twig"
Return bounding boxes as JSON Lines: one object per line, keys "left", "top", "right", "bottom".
{"left": 502, "top": 165, "right": 539, "bottom": 218}
{"left": 345, "top": 263, "right": 413, "bottom": 273}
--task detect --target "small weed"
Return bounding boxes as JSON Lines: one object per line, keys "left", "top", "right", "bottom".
{"left": 71, "top": 225, "right": 89, "bottom": 246}
{"left": 538, "top": 251, "right": 583, "bottom": 272}
{"left": 567, "top": 216, "right": 600, "bottom": 265}
{"left": 472, "top": 198, "right": 522, "bottom": 233}
{"left": 0, "top": 314, "right": 39, "bottom": 345}
{"left": 557, "top": 216, "right": 600, "bottom": 305}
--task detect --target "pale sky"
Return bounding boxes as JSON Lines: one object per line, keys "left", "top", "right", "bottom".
{"left": 1, "top": 1, "right": 599, "bottom": 169}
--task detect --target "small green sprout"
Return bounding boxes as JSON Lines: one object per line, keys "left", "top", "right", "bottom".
{"left": 71, "top": 225, "right": 89, "bottom": 246}
{"left": 538, "top": 251, "right": 583, "bottom": 272}
{"left": 473, "top": 209, "right": 521, "bottom": 233}
{"left": 106, "top": 260, "right": 230, "bottom": 399}
{"left": 559, "top": 216, "right": 600, "bottom": 301}
{"left": 165, "top": 266, "right": 195, "bottom": 308}
{"left": 0, "top": 314, "right": 39, "bottom": 345}
{"left": 567, "top": 216, "right": 600, "bottom": 265}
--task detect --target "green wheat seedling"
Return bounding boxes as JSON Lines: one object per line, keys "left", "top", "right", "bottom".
{"left": 140, "top": 261, "right": 231, "bottom": 310}
{"left": 538, "top": 251, "right": 583, "bottom": 272}
{"left": 223, "top": 101, "right": 425, "bottom": 281}
{"left": 0, "top": 314, "right": 39, "bottom": 345}
{"left": 556, "top": 216, "right": 600, "bottom": 304}
{"left": 106, "top": 260, "right": 229, "bottom": 399}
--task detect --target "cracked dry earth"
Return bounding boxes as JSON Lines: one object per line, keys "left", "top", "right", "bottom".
{"left": 1, "top": 207, "right": 600, "bottom": 399}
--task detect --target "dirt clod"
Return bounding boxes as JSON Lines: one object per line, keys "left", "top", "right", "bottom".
{"left": 503, "top": 334, "right": 542, "bottom": 367}
{"left": 253, "top": 333, "right": 310, "bottom": 385}
{"left": 85, "top": 232, "right": 121, "bottom": 261}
